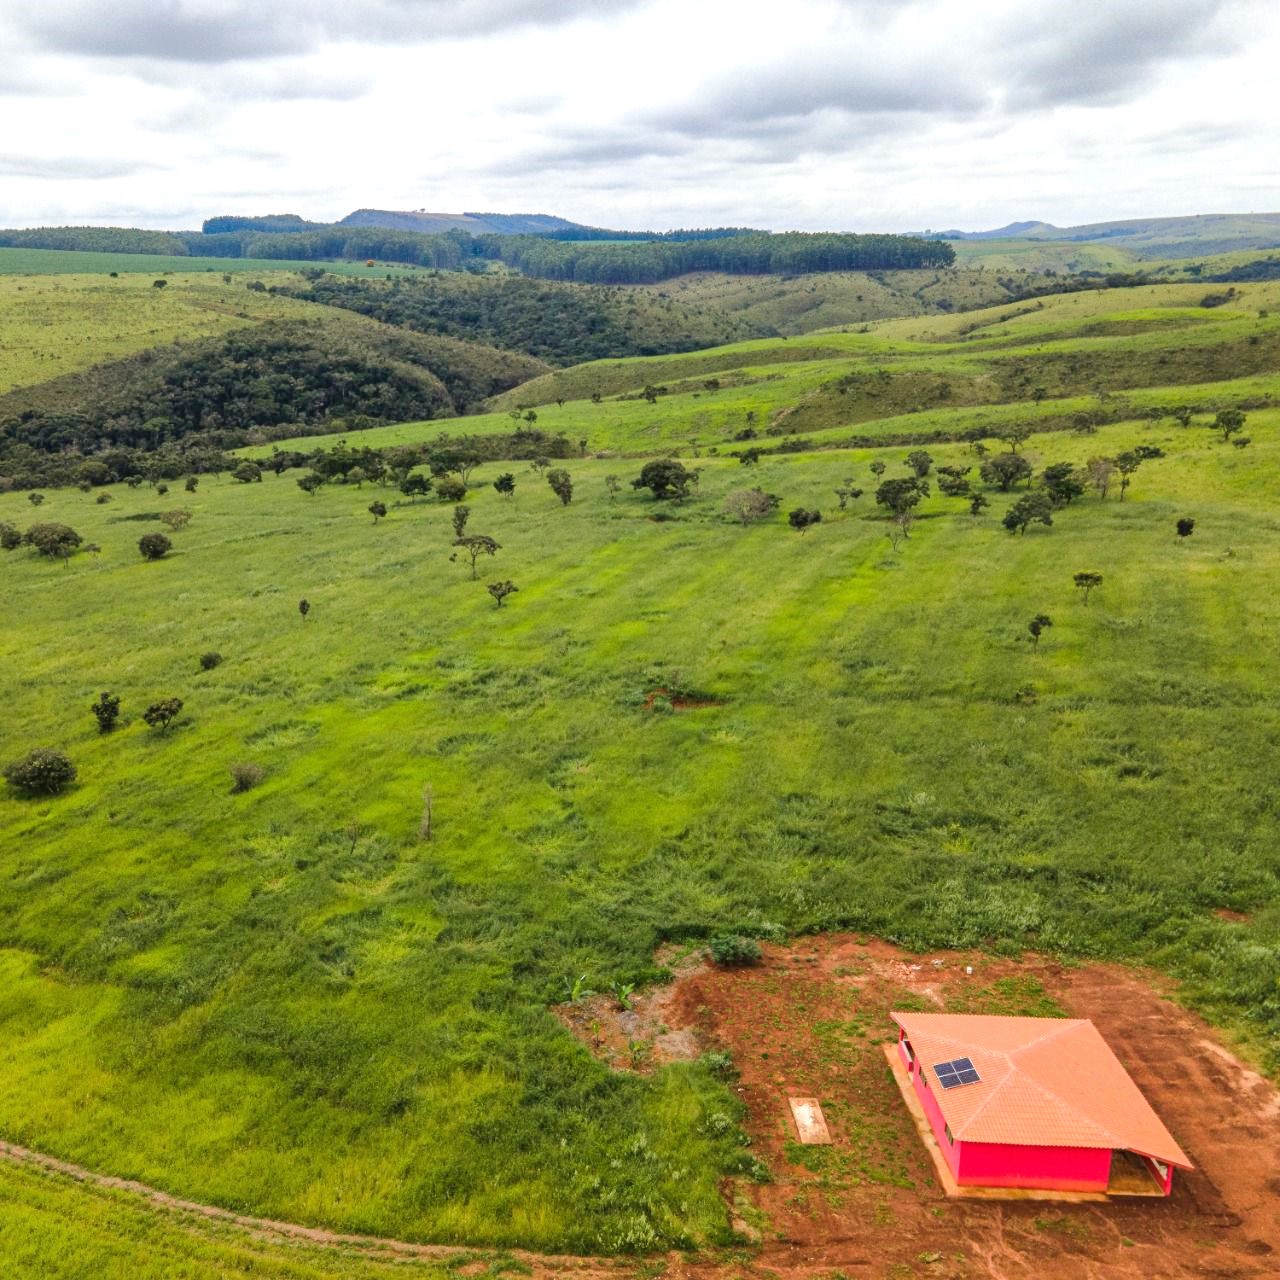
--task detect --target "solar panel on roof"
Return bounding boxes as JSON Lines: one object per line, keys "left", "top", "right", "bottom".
{"left": 933, "top": 1056, "right": 981, "bottom": 1089}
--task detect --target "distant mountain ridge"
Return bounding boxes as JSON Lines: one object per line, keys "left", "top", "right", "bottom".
{"left": 918, "top": 212, "right": 1280, "bottom": 258}
{"left": 338, "top": 209, "right": 586, "bottom": 236}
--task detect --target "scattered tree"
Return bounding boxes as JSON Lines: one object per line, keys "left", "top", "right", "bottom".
{"left": 200, "top": 651, "right": 223, "bottom": 670}
{"left": 297, "top": 473, "right": 324, "bottom": 496}
{"left": 487, "top": 580, "right": 518, "bottom": 608}
{"left": 1041, "top": 462, "right": 1086, "bottom": 506}
{"left": 3, "top": 747, "right": 76, "bottom": 796}
{"left": 632, "top": 458, "right": 696, "bottom": 500}
{"left": 969, "top": 492, "right": 990, "bottom": 517}
{"left": 91, "top": 691, "right": 121, "bottom": 733}
{"left": 454, "top": 534, "right": 501, "bottom": 578}
{"left": 834, "top": 483, "right": 863, "bottom": 509}
{"left": 1213, "top": 408, "right": 1247, "bottom": 443}
{"left": 788, "top": 507, "right": 822, "bottom": 534}
{"left": 546, "top": 468, "right": 573, "bottom": 505}
{"left": 738, "top": 447, "right": 762, "bottom": 467}
{"left": 1003, "top": 491, "right": 1055, "bottom": 534}
{"left": 530, "top": 456, "right": 550, "bottom": 476}
{"left": 232, "top": 461, "right": 262, "bottom": 484}
{"left": 905, "top": 449, "right": 934, "bottom": 478}
{"left": 185, "top": 476, "right": 199, "bottom": 493}
{"left": 1028, "top": 614, "right": 1053, "bottom": 650}
{"left": 28, "top": 492, "right": 44, "bottom": 507}
{"left": 994, "top": 423, "right": 1032, "bottom": 452}
{"left": 1085, "top": 456, "right": 1116, "bottom": 500}
{"left": 160, "top": 508, "right": 192, "bottom": 533}
{"left": 24, "top": 523, "right": 82, "bottom": 565}
{"left": 493, "top": 472, "right": 516, "bottom": 499}
{"left": 869, "top": 460, "right": 886, "bottom": 480}
{"left": 724, "top": 487, "right": 780, "bottom": 525}
{"left": 451, "top": 504, "right": 471, "bottom": 539}
{"left": 138, "top": 532, "right": 172, "bottom": 560}
{"left": 1073, "top": 570, "right": 1103, "bottom": 604}
{"left": 399, "top": 473, "right": 431, "bottom": 502}
{"left": 605, "top": 474, "right": 621, "bottom": 500}
{"left": 874, "top": 477, "right": 928, "bottom": 538}
{"left": 436, "top": 476, "right": 466, "bottom": 503}
{"left": 368, "top": 500, "right": 387, "bottom": 523}
{"left": 298, "top": 598, "right": 311, "bottom": 620}
{"left": 143, "top": 697, "right": 183, "bottom": 734}
{"left": 1176, "top": 517, "right": 1196, "bottom": 538}
{"left": 0, "top": 522, "right": 21, "bottom": 551}
{"left": 980, "top": 452, "right": 1032, "bottom": 491}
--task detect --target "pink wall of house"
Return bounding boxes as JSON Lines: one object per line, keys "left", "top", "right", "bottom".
{"left": 957, "top": 1139, "right": 1112, "bottom": 1191}
{"left": 897, "top": 1028, "right": 1118, "bottom": 1193}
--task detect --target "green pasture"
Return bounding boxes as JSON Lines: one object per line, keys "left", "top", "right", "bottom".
{"left": 1, "top": 417, "right": 1278, "bottom": 1256}
{"left": 0, "top": 246, "right": 429, "bottom": 279}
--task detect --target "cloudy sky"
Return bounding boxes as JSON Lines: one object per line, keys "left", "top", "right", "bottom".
{"left": 1, "top": 0, "right": 1276, "bottom": 233}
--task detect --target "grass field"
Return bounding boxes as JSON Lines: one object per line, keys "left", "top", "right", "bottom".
{"left": 0, "top": 247, "right": 430, "bottom": 279}
{"left": 2, "top": 391, "right": 1278, "bottom": 1262}
{"left": 0, "top": 272, "right": 327, "bottom": 394}
{"left": 235, "top": 282, "right": 1280, "bottom": 461}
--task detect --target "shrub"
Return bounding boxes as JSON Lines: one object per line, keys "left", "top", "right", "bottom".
{"left": 0, "top": 522, "right": 21, "bottom": 551}
{"left": 24, "top": 523, "right": 82, "bottom": 561}
{"left": 138, "top": 532, "right": 172, "bottom": 560}
{"left": 4, "top": 748, "right": 76, "bottom": 796}
{"left": 708, "top": 935, "right": 762, "bottom": 967}
{"left": 185, "top": 476, "right": 199, "bottom": 493}
{"left": 436, "top": 476, "right": 467, "bottom": 503}
{"left": 546, "top": 468, "right": 573, "bottom": 505}
{"left": 229, "top": 761, "right": 266, "bottom": 793}
{"left": 368, "top": 501, "right": 387, "bottom": 523}
{"left": 160, "top": 508, "right": 192, "bottom": 532}
{"left": 95, "top": 492, "right": 112, "bottom": 505}
{"left": 232, "top": 461, "right": 262, "bottom": 483}
{"left": 199, "top": 651, "right": 223, "bottom": 671}
{"left": 788, "top": 507, "right": 822, "bottom": 534}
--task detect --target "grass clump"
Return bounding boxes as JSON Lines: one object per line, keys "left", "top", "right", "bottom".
{"left": 709, "top": 936, "right": 764, "bottom": 967}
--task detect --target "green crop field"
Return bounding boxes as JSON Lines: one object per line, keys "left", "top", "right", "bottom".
{"left": 1, "top": 269, "right": 1279, "bottom": 1272}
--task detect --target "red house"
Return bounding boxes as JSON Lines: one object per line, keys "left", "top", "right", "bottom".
{"left": 891, "top": 1012, "right": 1192, "bottom": 1195}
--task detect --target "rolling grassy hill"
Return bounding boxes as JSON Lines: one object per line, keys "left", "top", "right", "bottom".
{"left": 1, "top": 303, "right": 1278, "bottom": 1261}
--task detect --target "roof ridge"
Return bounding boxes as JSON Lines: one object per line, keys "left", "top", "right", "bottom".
{"left": 1007, "top": 1017, "right": 1086, "bottom": 1057}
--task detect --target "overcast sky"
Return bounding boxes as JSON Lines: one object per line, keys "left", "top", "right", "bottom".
{"left": 1, "top": 0, "right": 1276, "bottom": 233}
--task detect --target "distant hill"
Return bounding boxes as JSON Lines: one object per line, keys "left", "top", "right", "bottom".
{"left": 925, "top": 212, "right": 1280, "bottom": 259}
{"left": 338, "top": 209, "right": 587, "bottom": 236}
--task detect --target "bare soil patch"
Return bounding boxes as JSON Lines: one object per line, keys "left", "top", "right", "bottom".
{"left": 647, "top": 936, "right": 1280, "bottom": 1280}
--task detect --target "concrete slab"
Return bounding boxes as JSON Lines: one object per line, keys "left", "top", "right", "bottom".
{"left": 788, "top": 1096, "right": 832, "bottom": 1145}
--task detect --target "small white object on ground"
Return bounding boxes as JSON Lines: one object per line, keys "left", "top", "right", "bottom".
{"left": 788, "top": 1096, "right": 833, "bottom": 1145}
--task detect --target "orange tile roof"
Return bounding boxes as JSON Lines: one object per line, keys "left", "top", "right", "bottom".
{"left": 890, "top": 1012, "right": 1192, "bottom": 1168}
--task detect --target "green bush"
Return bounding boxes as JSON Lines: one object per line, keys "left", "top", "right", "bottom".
{"left": 3, "top": 748, "right": 76, "bottom": 796}
{"left": 199, "top": 652, "right": 223, "bottom": 671}
{"left": 229, "top": 762, "right": 266, "bottom": 793}
{"left": 708, "top": 935, "right": 762, "bottom": 967}
{"left": 138, "top": 533, "right": 172, "bottom": 560}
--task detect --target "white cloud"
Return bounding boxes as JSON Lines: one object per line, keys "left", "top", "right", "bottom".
{"left": 0, "top": 0, "right": 1275, "bottom": 232}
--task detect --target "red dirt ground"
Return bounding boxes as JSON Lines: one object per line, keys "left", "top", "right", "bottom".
{"left": 571, "top": 936, "right": 1280, "bottom": 1280}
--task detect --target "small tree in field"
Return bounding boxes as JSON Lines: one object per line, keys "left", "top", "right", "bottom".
{"left": 1074, "top": 571, "right": 1103, "bottom": 604}
{"left": 980, "top": 452, "right": 1032, "bottom": 491}
{"left": 297, "top": 473, "right": 323, "bottom": 497}
{"left": 788, "top": 507, "right": 822, "bottom": 534}
{"left": 530, "top": 456, "right": 550, "bottom": 476}
{"left": 0, "top": 522, "right": 21, "bottom": 551}
{"left": 138, "top": 532, "right": 172, "bottom": 560}
{"left": 28, "top": 492, "right": 44, "bottom": 507}
{"left": 1028, "top": 614, "right": 1053, "bottom": 650}
{"left": 232, "top": 461, "right": 262, "bottom": 484}
{"left": 995, "top": 423, "right": 1032, "bottom": 452}
{"left": 969, "top": 492, "right": 990, "bottom": 517}
{"left": 724, "top": 487, "right": 780, "bottom": 525}
{"left": 454, "top": 534, "right": 500, "bottom": 578}
{"left": 185, "top": 476, "right": 199, "bottom": 493}
{"left": 1002, "top": 491, "right": 1054, "bottom": 534}
{"left": 160, "top": 508, "right": 192, "bottom": 533}
{"left": 451, "top": 504, "right": 471, "bottom": 539}
{"left": 869, "top": 460, "right": 886, "bottom": 480}
{"left": 546, "top": 469, "right": 573, "bottom": 505}
{"left": 368, "top": 500, "right": 387, "bottom": 523}
{"left": 298, "top": 598, "right": 311, "bottom": 621}
{"left": 143, "top": 697, "right": 183, "bottom": 734}
{"left": 1176, "top": 517, "right": 1196, "bottom": 538}
{"left": 24, "top": 523, "right": 82, "bottom": 565}
{"left": 1213, "top": 408, "right": 1247, "bottom": 442}
{"left": 4, "top": 748, "right": 76, "bottom": 796}
{"left": 91, "top": 691, "right": 121, "bottom": 733}
{"left": 200, "top": 652, "right": 223, "bottom": 670}
{"left": 493, "top": 473, "right": 516, "bottom": 499}
{"left": 605, "top": 475, "right": 620, "bottom": 500}
{"left": 632, "top": 459, "right": 695, "bottom": 500}
{"left": 487, "top": 580, "right": 518, "bottom": 608}
{"left": 436, "top": 476, "right": 466, "bottom": 503}
{"left": 399, "top": 473, "right": 431, "bottom": 502}
{"left": 905, "top": 449, "right": 933, "bottom": 478}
